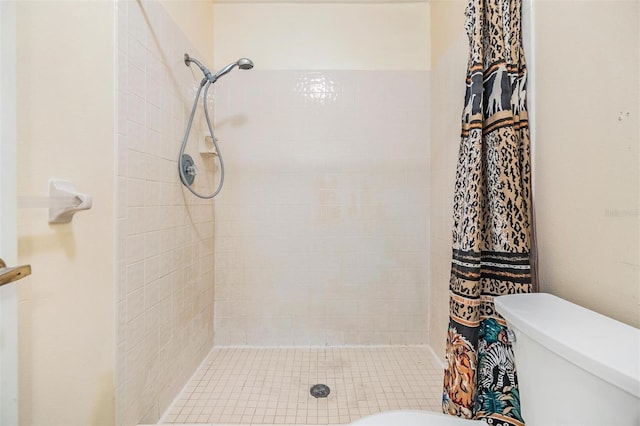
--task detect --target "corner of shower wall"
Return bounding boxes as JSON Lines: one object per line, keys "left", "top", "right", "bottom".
{"left": 427, "top": 0, "right": 467, "bottom": 362}
{"left": 114, "top": 1, "right": 215, "bottom": 424}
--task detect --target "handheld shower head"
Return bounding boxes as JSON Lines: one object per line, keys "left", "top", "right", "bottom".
{"left": 237, "top": 58, "right": 254, "bottom": 70}
{"left": 184, "top": 54, "right": 254, "bottom": 83}
{"left": 211, "top": 58, "right": 255, "bottom": 82}
{"left": 179, "top": 54, "right": 254, "bottom": 199}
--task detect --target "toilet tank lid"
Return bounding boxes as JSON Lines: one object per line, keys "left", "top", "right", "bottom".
{"left": 495, "top": 293, "right": 640, "bottom": 399}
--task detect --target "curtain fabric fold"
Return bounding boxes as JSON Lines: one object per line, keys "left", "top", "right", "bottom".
{"left": 442, "top": 0, "right": 532, "bottom": 425}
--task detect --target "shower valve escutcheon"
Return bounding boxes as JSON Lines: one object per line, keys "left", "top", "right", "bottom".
{"left": 180, "top": 154, "right": 197, "bottom": 186}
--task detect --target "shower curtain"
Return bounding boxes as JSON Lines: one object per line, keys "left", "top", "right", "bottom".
{"left": 442, "top": 0, "right": 532, "bottom": 425}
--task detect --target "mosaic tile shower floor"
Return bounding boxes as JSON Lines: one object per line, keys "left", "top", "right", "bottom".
{"left": 160, "top": 346, "right": 443, "bottom": 425}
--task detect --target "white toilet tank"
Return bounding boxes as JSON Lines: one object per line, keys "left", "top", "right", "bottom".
{"left": 495, "top": 293, "right": 640, "bottom": 426}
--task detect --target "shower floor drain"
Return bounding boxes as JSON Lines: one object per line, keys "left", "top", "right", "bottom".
{"left": 310, "top": 384, "right": 330, "bottom": 398}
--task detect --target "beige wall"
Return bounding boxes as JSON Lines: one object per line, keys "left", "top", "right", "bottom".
{"left": 427, "top": 0, "right": 467, "bottom": 360}
{"left": 213, "top": 2, "right": 430, "bottom": 70}
{"left": 534, "top": 0, "right": 640, "bottom": 327}
{"left": 15, "top": 0, "right": 216, "bottom": 424}
{"left": 16, "top": 1, "right": 116, "bottom": 425}
{"left": 159, "top": 0, "right": 214, "bottom": 64}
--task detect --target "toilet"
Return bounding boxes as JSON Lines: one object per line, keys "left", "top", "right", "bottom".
{"left": 353, "top": 293, "right": 640, "bottom": 425}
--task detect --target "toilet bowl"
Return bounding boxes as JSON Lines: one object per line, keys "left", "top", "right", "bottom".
{"left": 351, "top": 293, "right": 640, "bottom": 425}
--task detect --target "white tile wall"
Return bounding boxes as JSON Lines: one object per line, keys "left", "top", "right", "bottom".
{"left": 115, "top": 1, "right": 215, "bottom": 424}
{"left": 213, "top": 70, "right": 431, "bottom": 346}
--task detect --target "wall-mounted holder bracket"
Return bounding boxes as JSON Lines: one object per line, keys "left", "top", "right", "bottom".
{"left": 48, "top": 179, "right": 92, "bottom": 224}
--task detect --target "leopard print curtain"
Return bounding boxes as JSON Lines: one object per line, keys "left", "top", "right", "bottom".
{"left": 442, "top": 0, "right": 532, "bottom": 425}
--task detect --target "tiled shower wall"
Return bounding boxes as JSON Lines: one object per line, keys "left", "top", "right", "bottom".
{"left": 213, "top": 70, "right": 430, "bottom": 346}
{"left": 115, "top": 1, "right": 215, "bottom": 424}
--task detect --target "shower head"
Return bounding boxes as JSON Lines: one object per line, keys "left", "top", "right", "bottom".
{"left": 211, "top": 58, "right": 254, "bottom": 82}
{"left": 184, "top": 54, "right": 254, "bottom": 84}
{"left": 237, "top": 58, "right": 254, "bottom": 70}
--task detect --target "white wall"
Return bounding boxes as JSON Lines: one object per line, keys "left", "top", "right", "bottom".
{"left": 212, "top": 2, "right": 431, "bottom": 346}
{"left": 213, "top": 69, "right": 430, "bottom": 345}
{"left": 213, "top": 2, "right": 430, "bottom": 70}
{"left": 0, "top": 1, "right": 19, "bottom": 424}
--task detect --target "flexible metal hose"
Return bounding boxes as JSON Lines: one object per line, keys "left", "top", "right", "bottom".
{"left": 178, "top": 78, "right": 225, "bottom": 199}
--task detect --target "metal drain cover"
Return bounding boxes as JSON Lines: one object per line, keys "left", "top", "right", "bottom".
{"left": 310, "top": 384, "right": 330, "bottom": 398}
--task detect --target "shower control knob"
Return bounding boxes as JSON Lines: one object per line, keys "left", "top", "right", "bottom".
{"left": 180, "top": 154, "right": 197, "bottom": 186}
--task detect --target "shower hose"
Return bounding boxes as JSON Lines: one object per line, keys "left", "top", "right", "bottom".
{"left": 178, "top": 78, "right": 224, "bottom": 199}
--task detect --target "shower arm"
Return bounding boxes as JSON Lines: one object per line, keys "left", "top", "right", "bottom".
{"left": 184, "top": 53, "right": 215, "bottom": 83}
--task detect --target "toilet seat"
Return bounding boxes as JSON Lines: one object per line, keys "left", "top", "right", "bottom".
{"left": 351, "top": 410, "right": 486, "bottom": 425}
